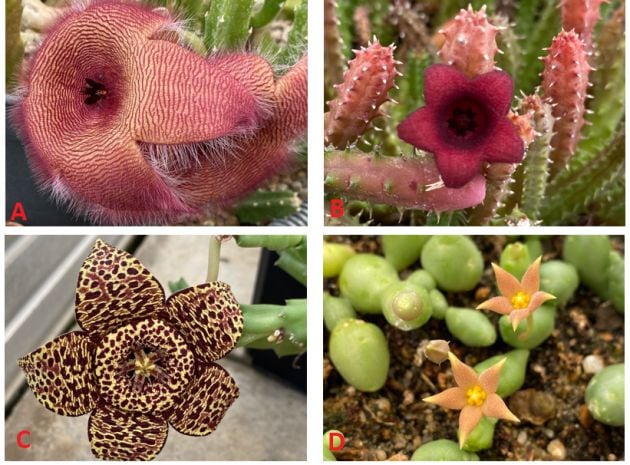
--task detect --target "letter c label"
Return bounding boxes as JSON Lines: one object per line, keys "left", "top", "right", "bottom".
{"left": 17, "top": 430, "right": 31, "bottom": 449}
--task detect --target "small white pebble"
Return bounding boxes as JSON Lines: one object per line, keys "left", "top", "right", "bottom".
{"left": 517, "top": 431, "right": 527, "bottom": 445}
{"left": 582, "top": 354, "right": 604, "bottom": 374}
{"left": 547, "top": 439, "right": 566, "bottom": 460}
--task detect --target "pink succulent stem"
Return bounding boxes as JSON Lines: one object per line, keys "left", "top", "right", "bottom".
{"left": 435, "top": 5, "right": 500, "bottom": 77}
{"left": 325, "top": 40, "right": 397, "bottom": 150}
{"left": 560, "top": 0, "right": 607, "bottom": 55}
{"left": 324, "top": 0, "right": 345, "bottom": 90}
{"left": 324, "top": 151, "right": 486, "bottom": 212}
{"left": 541, "top": 30, "right": 591, "bottom": 176}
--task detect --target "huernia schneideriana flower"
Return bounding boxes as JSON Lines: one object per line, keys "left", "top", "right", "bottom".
{"left": 397, "top": 64, "right": 524, "bottom": 188}
{"left": 12, "top": 0, "right": 307, "bottom": 225}
{"left": 423, "top": 352, "right": 519, "bottom": 448}
{"left": 476, "top": 257, "right": 556, "bottom": 331}
{"left": 17, "top": 239, "right": 243, "bottom": 460}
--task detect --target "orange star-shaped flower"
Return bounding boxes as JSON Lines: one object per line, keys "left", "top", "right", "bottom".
{"left": 424, "top": 352, "right": 519, "bottom": 447}
{"left": 476, "top": 257, "right": 556, "bottom": 331}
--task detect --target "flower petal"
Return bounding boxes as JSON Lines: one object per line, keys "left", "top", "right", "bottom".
{"left": 397, "top": 107, "right": 441, "bottom": 152}
{"left": 458, "top": 405, "right": 483, "bottom": 448}
{"left": 491, "top": 262, "right": 522, "bottom": 299}
{"left": 88, "top": 403, "right": 168, "bottom": 460}
{"left": 75, "top": 239, "right": 165, "bottom": 338}
{"left": 482, "top": 393, "right": 520, "bottom": 423}
{"left": 423, "top": 64, "right": 470, "bottom": 107}
{"left": 478, "top": 358, "right": 506, "bottom": 395}
{"left": 509, "top": 308, "right": 531, "bottom": 331}
{"left": 162, "top": 282, "right": 243, "bottom": 363}
{"left": 423, "top": 387, "right": 467, "bottom": 410}
{"left": 472, "top": 70, "right": 514, "bottom": 118}
{"left": 17, "top": 331, "right": 97, "bottom": 416}
{"left": 527, "top": 291, "right": 557, "bottom": 313}
{"left": 170, "top": 362, "right": 239, "bottom": 436}
{"left": 433, "top": 146, "right": 485, "bottom": 188}
{"left": 482, "top": 117, "right": 525, "bottom": 165}
{"left": 521, "top": 257, "right": 542, "bottom": 295}
{"left": 476, "top": 296, "right": 513, "bottom": 315}
{"left": 448, "top": 352, "right": 479, "bottom": 389}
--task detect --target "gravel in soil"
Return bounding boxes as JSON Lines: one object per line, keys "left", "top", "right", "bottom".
{"left": 323, "top": 236, "right": 624, "bottom": 460}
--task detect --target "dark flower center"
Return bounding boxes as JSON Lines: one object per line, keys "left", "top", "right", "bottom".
{"left": 122, "top": 346, "right": 169, "bottom": 393}
{"left": 82, "top": 78, "right": 108, "bottom": 105}
{"left": 448, "top": 106, "right": 478, "bottom": 137}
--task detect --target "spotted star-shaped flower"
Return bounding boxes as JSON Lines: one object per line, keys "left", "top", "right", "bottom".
{"left": 476, "top": 256, "right": 556, "bottom": 331}
{"left": 424, "top": 352, "right": 519, "bottom": 448}
{"left": 397, "top": 64, "right": 524, "bottom": 188}
{"left": 17, "top": 240, "right": 243, "bottom": 460}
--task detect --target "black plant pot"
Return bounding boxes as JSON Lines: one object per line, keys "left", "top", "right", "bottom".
{"left": 248, "top": 249, "right": 307, "bottom": 393}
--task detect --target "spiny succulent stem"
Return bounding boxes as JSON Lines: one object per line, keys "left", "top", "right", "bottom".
{"left": 468, "top": 163, "right": 516, "bottom": 225}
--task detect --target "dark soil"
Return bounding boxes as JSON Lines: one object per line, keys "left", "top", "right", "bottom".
{"left": 324, "top": 236, "right": 624, "bottom": 461}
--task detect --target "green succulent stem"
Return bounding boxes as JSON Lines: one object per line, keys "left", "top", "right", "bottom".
{"left": 237, "top": 299, "right": 307, "bottom": 356}
{"left": 251, "top": 0, "right": 285, "bottom": 28}
{"left": 207, "top": 236, "right": 223, "bottom": 282}
{"left": 204, "top": 0, "right": 255, "bottom": 51}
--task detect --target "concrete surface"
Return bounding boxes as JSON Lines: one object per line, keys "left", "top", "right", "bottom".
{"left": 5, "top": 236, "right": 306, "bottom": 460}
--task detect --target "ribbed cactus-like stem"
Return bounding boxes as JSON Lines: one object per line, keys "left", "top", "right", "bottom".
{"left": 560, "top": 0, "right": 607, "bottom": 54}
{"left": 520, "top": 95, "right": 555, "bottom": 220}
{"left": 325, "top": 40, "right": 398, "bottom": 150}
{"left": 324, "top": 151, "right": 487, "bottom": 212}
{"left": 541, "top": 30, "right": 591, "bottom": 177}
{"left": 389, "top": 0, "right": 432, "bottom": 55}
{"left": 324, "top": 0, "right": 346, "bottom": 95}
{"left": 493, "top": 14, "right": 521, "bottom": 79}
{"left": 353, "top": 6, "right": 372, "bottom": 46}
{"left": 436, "top": 5, "right": 500, "bottom": 77}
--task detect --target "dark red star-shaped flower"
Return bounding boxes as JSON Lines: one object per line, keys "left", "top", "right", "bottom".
{"left": 397, "top": 64, "right": 524, "bottom": 188}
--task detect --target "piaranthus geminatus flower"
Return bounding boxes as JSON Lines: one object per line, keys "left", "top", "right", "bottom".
{"left": 397, "top": 64, "right": 524, "bottom": 188}
{"left": 477, "top": 256, "right": 555, "bottom": 331}
{"left": 17, "top": 240, "right": 243, "bottom": 460}
{"left": 424, "top": 352, "right": 519, "bottom": 448}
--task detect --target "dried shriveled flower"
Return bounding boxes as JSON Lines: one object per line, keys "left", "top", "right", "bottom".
{"left": 17, "top": 240, "right": 243, "bottom": 460}
{"left": 12, "top": 0, "right": 307, "bottom": 225}
{"left": 477, "top": 257, "right": 555, "bottom": 331}
{"left": 397, "top": 64, "right": 524, "bottom": 188}
{"left": 424, "top": 352, "right": 519, "bottom": 447}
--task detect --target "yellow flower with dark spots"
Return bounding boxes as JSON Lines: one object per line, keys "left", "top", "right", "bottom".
{"left": 17, "top": 239, "right": 243, "bottom": 460}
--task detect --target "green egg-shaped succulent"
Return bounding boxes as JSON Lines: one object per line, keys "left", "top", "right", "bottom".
{"left": 563, "top": 236, "right": 611, "bottom": 299}
{"left": 539, "top": 260, "right": 579, "bottom": 306}
{"left": 421, "top": 236, "right": 483, "bottom": 292}
{"left": 329, "top": 319, "right": 390, "bottom": 392}
{"left": 411, "top": 440, "right": 479, "bottom": 461}
{"left": 339, "top": 254, "right": 399, "bottom": 314}
{"left": 382, "top": 235, "right": 430, "bottom": 271}
{"left": 500, "top": 242, "right": 531, "bottom": 280}
{"left": 445, "top": 307, "right": 496, "bottom": 347}
{"left": 429, "top": 289, "right": 448, "bottom": 320}
{"left": 406, "top": 269, "right": 437, "bottom": 290}
{"left": 324, "top": 292, "right": 357, "bottom": 332}
{"left": 381, "top": 281, "right": 432, "bottom": 331}
{"left": 585, "top": 364, "right": 624, "bottom": 426}
{"left": 525, "top": 237, "right": 543, "bottom": 262}
{"left": 608, "top": 251, "right": 624, "bottom": 314}
{"left": 474, "top": 349, "right": 530, "bottom": 398}
{"left": 460, "top": 417, "right": 496, "bottom": 452}
{"left": 499, "top": 304, "right": 556, "bottom": 349}
{"left": 323, "top": 242, "right": 356, "bottom": 278}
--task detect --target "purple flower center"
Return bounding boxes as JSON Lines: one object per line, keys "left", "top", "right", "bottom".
{"left": 444, "top": 98, "right": 487, "bottom": 142}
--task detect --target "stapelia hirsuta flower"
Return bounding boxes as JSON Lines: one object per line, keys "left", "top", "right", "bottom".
{"left": 17, "top": 240, "right": 243, "bottom": 460}
{"left": 424, "top": 352, "right": 519, "bottom": 448}
{"left": 476, "top": 256, "right": 556, "bottom": 331}
{"left": 397, "top": 64, "right": 524, "bottom": 188}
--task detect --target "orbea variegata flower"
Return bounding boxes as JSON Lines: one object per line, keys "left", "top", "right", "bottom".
{"left": 477, "top": 257, "right": 556, "bottom": 331}
{"left": 17, "top": 240, "right": 243, "bottom": 460}
{"left": 397, "top": 65, "right": 524, "bottom": 188}
{"left": 12, "top": 0, "right": 307, "bottom": 225}
{"left": 424, "top": 352, "right": 519, "bottom": 448}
